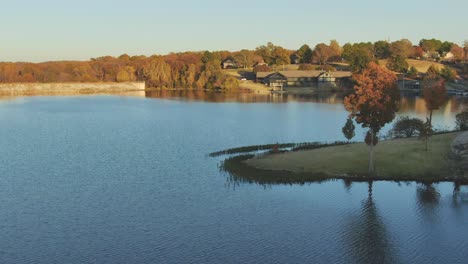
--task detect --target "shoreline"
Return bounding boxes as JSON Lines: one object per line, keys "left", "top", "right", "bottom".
{"left": 0, "top": 82, "right": 146, "bottom": 96}
{"left": 221, "top": 132, "right": 468, "bottom": 185}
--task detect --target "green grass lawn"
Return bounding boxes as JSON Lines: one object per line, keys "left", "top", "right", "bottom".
{"left": 245, "top": 133, "right": 460, "bottom": 181}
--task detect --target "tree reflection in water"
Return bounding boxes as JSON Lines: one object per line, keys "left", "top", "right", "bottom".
{"left": 415, "top": 183, "right": 441, "bottom": 224}
{"left": 343, "top": 179, "right": 353, "bottom": 192}
{"left": 341, "top": 181, "right": 400, "bottom": 264}
{"left": 416, "top": 183, "right": 440, "bottom": 206}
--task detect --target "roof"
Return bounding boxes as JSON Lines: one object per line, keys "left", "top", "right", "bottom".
{"left": 257, "top": 70, "right": 352, "bottom": 79}
{"left": 222, "top": 58, "right": 235, "bottom": 63}
{"left": 328, "top": 71, "right": 352, "bottom": 78}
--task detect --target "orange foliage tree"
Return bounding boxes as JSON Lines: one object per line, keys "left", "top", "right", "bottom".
{"left": 422, "top": 78, "right": 446, "bottom": 126}
{"left": 344, "top": 62, "right": 400, "bottom": 175}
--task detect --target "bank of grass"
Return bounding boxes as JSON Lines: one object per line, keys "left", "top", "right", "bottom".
{"left": 223, "top": 132, "right": 465, "bottom": 184}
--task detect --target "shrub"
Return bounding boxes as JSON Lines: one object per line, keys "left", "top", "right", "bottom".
{"left": 440, "top": 66, "right": 456, "bottom": 82}
{"left": 390, "top": 116, "right": 424, "bottom": 138}
{"left": 407, "top": 66, "right": 418, "bottom": 79}
{"left": 342, "top": 118, "right": 356, "bottom": 141}
{"left": 456, "top": 111, "right": 468, "bottom": 131}
{"left": 220, "top": 75, "right": 239, "bottom": 90}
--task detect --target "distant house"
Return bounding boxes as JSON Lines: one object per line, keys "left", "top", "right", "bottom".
{"left": 422, "top": 51, "right": 440, "bottom": 61}
{"left": 256, "top": 70, "right": 352, "bottom": 89}
{"left": 318, "top": 72, "right": 335, "bottom": 82}
{"left": 442, "top": 52, "right": 455, "bottom": 62}
{"left": 222, "top": 59, "right": 238, "bottom": 69}
{"left": 253, "top": 61, "right": 268, "bottom": 67}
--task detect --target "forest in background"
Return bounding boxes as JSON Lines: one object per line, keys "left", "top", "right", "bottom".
{"left": 0, "top": 38, "right": 467, "bottom": 90}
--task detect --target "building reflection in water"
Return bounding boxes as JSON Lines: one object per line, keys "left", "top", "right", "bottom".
{"left": 146, "top": 90, "right": 468, "bottom": 130}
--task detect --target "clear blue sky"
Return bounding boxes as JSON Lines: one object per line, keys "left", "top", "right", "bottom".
{"left": 1, "top": 0, "right": 467, "bottom": 62}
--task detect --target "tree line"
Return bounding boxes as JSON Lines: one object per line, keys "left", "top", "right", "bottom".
{"left": 0, "top": 38, "right": 467, "bottom": 88}
{"left": 0, "top": 52, "right": 240, "bottom": 90}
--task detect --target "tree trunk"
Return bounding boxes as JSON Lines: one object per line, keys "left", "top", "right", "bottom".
{"left": 427, "top": 111, "right": 432, "bottom": 152}
{"left": 369, "top": 144, "right": 375, "bottom": 176}
{"left": 368, "top": 130, "right": 375, "bottom": 176}
{"left": 429, "top": 110, "right": 433, "bottom": 127}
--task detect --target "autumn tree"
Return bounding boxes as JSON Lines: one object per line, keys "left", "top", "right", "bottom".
{"left": 390, "top": 39, "right": 413, "bottom": 58}
{"left": 185, "top": 64, "right": 197, "bottom": 88}
{"left": 329, "top": 40, "right": 342, "bottom": 61}
{"left": 312, "top": 43, "right": 333, "bottom": 66}
{"left": 142, "top": 57, "right": 173, "bottom": 88}
{"left": 233, "top": 49, "right": 255, "bottom": 69}
{"left": 450, "top": 44, "right": 464, "bottom": 62}
{"left": 220, "top": 75, "right": 239, "bottom": 90}
{"left": 422, "top": 78, "right": 446, "bottom": 126}
{"left": 342, "top": 118, "right": 356, "bottom": 142}
{"left": 196, "top": 60, "right": 225, "bottom": 90}
{"left": 116, "top": 66, "right": 136, "bottom": 82}
{"left": 272, "top": 46, "right": 292, "bottom": 65}
{"left": 344, "top": 62, "right": 400, "bottom": 175}
{"left": 411, "top": 46, "right": 424, "bottom": 58}
{"left": 313, "top": 41, "right": 342, "bottom": 66}
{"left": 255, "top": 42, "right": 291, "bottom": 66}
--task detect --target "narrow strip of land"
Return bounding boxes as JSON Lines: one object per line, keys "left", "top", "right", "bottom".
{"left": 244, "top": 132, "right": 463, "bottom": 181}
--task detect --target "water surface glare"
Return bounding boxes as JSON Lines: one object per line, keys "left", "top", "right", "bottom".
{"left": 0, "top": 94, "right": 467, "bottom": 264}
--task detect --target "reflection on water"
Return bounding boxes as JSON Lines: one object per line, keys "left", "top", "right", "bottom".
{"left": 342, "top": 182, "right": 399, "bottom": 264}
{"left": 0, "top": 95, "right": 467, "bottom": 263}
{"left": 417, "top": 184, "right": 441, "bottom": 206}
{"left": 145, "top": 90, "right": 468, "bottom": 128}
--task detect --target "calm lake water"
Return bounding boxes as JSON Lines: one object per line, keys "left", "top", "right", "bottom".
{"left": 0, "top": 92, "right": 467, "bottom": 264}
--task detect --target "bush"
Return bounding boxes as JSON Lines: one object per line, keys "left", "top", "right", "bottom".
{"left": 407, "top": 66, "right": 418, "bottom": 79}
{"left": 220, "top": 75, "right": 239, "bottom": 90}
{"left": 390, "top": 116, "right": 424, "bottom": 138}
{"left": 456, "top": 111, "right": 468, "bottom": 131}
{"left": 440, "top": 66, "right": 456, "bottom": 82}
{"left": 342, "top": 118, "right": 356, "bottom": 141}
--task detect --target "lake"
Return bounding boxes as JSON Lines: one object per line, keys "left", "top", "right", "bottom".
{"left": 0, "top": 92, "right": 467, "bottom": 264}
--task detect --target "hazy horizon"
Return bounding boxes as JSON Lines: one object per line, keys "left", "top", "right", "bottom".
{"left": 1, "top": 0, "right": 467, "bottom": 62}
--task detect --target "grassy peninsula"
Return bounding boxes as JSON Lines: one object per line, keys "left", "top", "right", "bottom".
{"left": 222, "top": 132, "right": 466, "bottom": 184}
